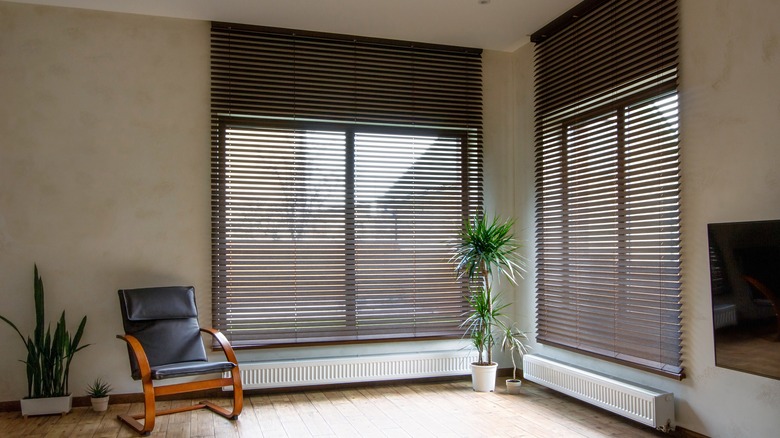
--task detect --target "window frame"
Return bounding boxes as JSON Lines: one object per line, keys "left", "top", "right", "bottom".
{"left": 532, "top": 0, "right": 683, "bottom": 379}
{"left": 212, "top": 117, "right": 477, "bottom": 348}
{"left": 210, "top": 22, "right": 484, "bottom": 349}
{"left": 536, "top": 85, "right": 683, "bottom": 377}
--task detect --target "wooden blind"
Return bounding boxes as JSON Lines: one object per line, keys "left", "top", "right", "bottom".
{"left": 211, "top": 23, "right": 483, "bottom": 347}
{"left": 533, "top": 0, "right": 683, "bottom": 378}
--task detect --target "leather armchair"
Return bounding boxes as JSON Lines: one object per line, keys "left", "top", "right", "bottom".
{"left": 117, "top": 286, "right": 242, "bottom": 435}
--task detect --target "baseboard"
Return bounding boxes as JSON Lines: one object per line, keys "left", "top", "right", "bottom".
{"left": 0, "top": 395, "right": 103, "bottom": 413}
{"left": 0, "top": 400, "right": 18, "bottom": 413}
{"left": 0, "top": 374, "right": 472, "bottom": 413}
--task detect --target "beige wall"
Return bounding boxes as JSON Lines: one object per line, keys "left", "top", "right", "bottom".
{"left": 2, "top": 0, "right": 780, "bottom": 436}
{"left": 0, "top": 2, "right": 212, "bottom": 398}
{"left": 491, "top": 0, "right": 780, "bottom": 436}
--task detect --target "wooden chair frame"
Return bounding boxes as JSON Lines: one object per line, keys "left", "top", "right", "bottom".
{"left": 116, "top": 328, "right": 243, "bottom": 436}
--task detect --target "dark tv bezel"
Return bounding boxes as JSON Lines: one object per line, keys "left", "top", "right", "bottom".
{"left": 707, "top": 219, "right": 780, "bottom": 381}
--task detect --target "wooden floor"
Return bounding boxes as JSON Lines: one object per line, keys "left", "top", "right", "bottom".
{"left": 0, "top": 379, "right": 669, "bottom": 437}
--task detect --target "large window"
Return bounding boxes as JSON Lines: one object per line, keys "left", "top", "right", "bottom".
{"left": 211, "top": 24, "right": 483, "bottom": 347}
{"left": 533, "top": 0, "right": 683, "bottom": 378}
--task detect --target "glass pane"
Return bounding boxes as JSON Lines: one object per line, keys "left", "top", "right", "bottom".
{"left": 221, "top": 126, "right": 349, "bottom": 342}
{"left": 354, "top": 132, "right": 467, "bottom": 335}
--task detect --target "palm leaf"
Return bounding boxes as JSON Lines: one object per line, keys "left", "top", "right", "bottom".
{"left": 450, "top": 214, "right": 525, "bottom": 289}
{"left": 451, "top": 214, "right": 526, "bottom": 366}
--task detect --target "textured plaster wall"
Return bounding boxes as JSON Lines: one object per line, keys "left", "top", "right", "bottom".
{"left": 503, "top": 0, "right": 780, "bottom": 436}
{"left": 674, "top": 1, "right": 780, "bottom": 434}
{"left": 482, "top": 48, "right": 536, "bottom": 368}
{"left": 0, "top": 2, "right": 213, "bottom": 398}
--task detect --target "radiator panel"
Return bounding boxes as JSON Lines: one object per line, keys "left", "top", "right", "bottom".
{"left": 523, "top": 354, "right": 675, "bottom": 432}
{"left": 232, "top": 351, "right": 477, "bottom": 390}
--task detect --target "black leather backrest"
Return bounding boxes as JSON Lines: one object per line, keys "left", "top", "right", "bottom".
{"left": 118, "top": 286, "right": 207, "bottom": 379}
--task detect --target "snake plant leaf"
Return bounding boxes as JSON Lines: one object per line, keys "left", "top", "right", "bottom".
{"left": 34, "top": 264, "right": 45, "bottom": 348}
{"left": 70, "top": 315, "right": 88, "bottom": 353}
{"left": 0, "top": 315, "right": 28, "bottom": 346}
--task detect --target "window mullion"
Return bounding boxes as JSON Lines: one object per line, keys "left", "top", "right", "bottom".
{"left": 345, "top": 128, "right": 357, "bottom": 332}
{"left": 615, "top": 106, "right": 627, "bottom": 351}
{"left": 561, "top": 122, "right": 574, "bottom": 341}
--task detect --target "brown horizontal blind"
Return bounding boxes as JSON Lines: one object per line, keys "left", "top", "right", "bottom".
{"left": 211, "top": 24, "right": 483, "bottom": 128}
{"left": 353, "top": 131, "right": 470, "bottom": 340}
{"left": 211, "top": 24, "right": 483, "bottom": 347}
{"left": 534, "top": 0, "right": 683, "bottom": 377}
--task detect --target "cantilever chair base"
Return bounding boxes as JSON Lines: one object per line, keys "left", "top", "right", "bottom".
{"left": 117, "top": 399, "right": 240, "bottom": 436}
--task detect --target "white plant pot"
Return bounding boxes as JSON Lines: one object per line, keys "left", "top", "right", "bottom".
{"left": 506, "top": 378, "right": 522, "bottom": 394}
{"left": 91, "top": 396, "right": 109, "bottom": 412}
{"left": 471, "top": 362, "right": 498, "bottom": 392}
{"left": 20, "top": 395, "right": 72, "bottom": 418}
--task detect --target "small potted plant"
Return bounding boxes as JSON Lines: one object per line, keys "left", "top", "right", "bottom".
{"left": 500, "top": 325, "right": 529, "bottom": 394}
{"left": 451, "top": 214, "right": 525, "bottom": 392}
{"left": 86, "top": 378, "right": 112, "bottom": 412}
{"left": 0, "top": 265, "right": 89, "bottom": 417}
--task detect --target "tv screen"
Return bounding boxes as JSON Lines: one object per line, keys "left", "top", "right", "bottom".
{"left": 707, "top": 220, "right": 780, "bottom": 380}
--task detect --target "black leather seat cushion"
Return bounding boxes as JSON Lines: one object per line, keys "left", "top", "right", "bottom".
{"left": 151, "top": 360, "right": 236, "bottom": 380}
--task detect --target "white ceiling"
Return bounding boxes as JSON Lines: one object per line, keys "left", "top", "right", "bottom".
{"left": 5, "top": 0, "right": 580, "bottom": 52}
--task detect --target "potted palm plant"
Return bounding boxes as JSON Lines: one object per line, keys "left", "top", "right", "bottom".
{"left": 0, "top": 265, "right": 89, "bottom": 417}
{"left": 451, "top": 214, "right": 525, "bottom": 392}
{"left": 500, "top": 325, "right": 530, "bottom": 394}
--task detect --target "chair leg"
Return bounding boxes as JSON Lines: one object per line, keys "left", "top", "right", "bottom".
{"left": 200, "top": 400, "right": 238, "bottom": 419}
{"left": 230, "top": 366, "right": 243, "bottom": 419}
{"left": 199, "top": 367, "right": 244, "bottom": 420}
{"left": 117, "top": 377, "right": 156, "bottom": 436}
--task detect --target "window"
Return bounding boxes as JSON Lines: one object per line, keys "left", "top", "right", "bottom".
{"left": 532, "top": 0, "right": 683, "bottom": 378}
{"left": 210, "top": 24, "right": 483, "bottom": 347}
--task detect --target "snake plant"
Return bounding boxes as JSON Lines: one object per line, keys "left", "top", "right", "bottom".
{"left": 0, "top": 265, "right": 89, "bottom": 399}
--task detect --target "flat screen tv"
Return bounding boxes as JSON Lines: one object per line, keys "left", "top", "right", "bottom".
{"left": 707, "top": 220, "right": 780, "bottom": 380}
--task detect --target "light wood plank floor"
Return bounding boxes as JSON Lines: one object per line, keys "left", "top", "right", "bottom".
{"left": 0, "top": 379, "right": 668, "bottom": 437}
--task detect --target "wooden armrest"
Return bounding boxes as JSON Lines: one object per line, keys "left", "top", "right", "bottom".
{"left": 200, "top": 328, "right": 239, "bottom": 365}
{"left": 117, "top": 334, "right": 153, "bottom": 381}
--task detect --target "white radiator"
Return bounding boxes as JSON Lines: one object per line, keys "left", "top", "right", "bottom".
{"left": 230, "top": 351, "right": 477, "bottom": 390}
{"left": 522, "top": 354, "right": 675, "bottom": 432}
